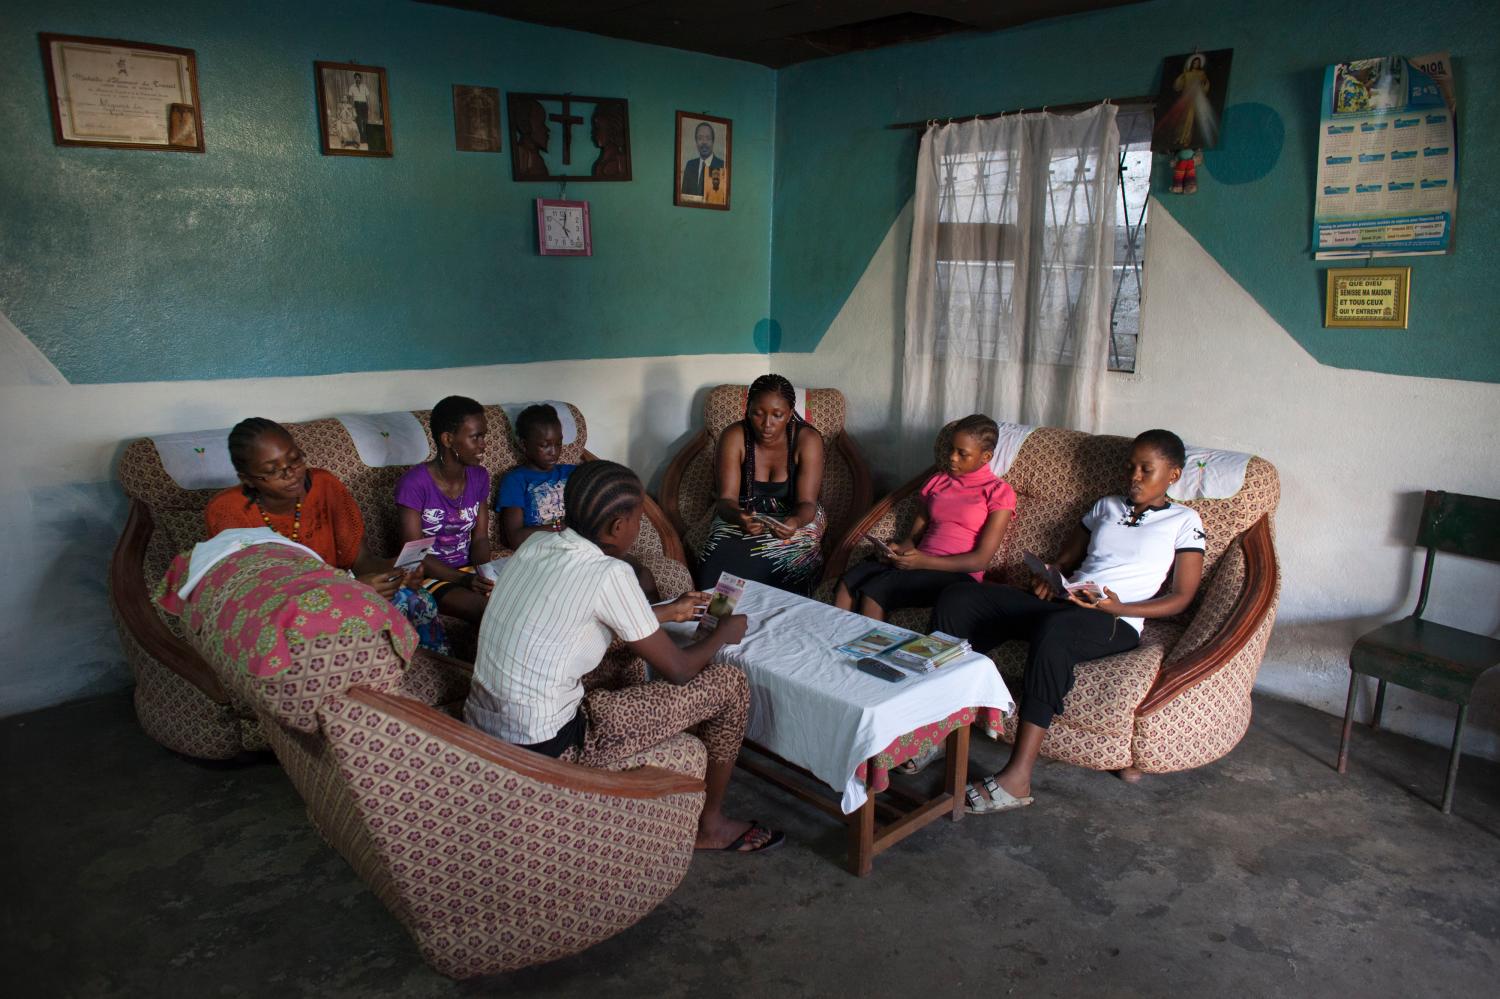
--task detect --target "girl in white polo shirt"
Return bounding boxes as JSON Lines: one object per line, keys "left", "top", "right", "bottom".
{"left": 464, "top": 460, "right": 784, "bottom": 854}
{"left": 934, "top": 429, "right": 1206, "bottom": 814}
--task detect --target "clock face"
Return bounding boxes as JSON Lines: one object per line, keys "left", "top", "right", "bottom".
{"left": 537, "top": 199, "right": 590, "bottom": 255}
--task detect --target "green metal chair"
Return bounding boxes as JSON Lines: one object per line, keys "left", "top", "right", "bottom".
{"left": 1337, "top": 490, "right": 1500, "bottom": 813}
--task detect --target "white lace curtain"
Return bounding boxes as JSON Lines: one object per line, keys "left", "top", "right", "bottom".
{"left": 901, "top": 104, "right": 1120, "bottom": 464}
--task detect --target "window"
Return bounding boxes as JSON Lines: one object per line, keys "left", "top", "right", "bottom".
{"left": 929, "top": 106, "right": 1153, "bottom": 373}
{"left": 1109, "top": 110, "right": 1154, "bottom": 373}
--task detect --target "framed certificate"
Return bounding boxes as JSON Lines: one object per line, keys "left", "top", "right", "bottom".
{"left": 40, "top": 33, "right": 204, "bottom": 152}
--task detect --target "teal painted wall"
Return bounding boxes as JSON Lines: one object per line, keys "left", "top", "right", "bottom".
{"left": 0, "top": 0, "right": 775, "bottom": 383}
{"left": 769, "top": 0, "right": 1500, "bottom": 383}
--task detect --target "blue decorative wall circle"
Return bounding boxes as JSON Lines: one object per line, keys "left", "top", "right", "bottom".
{"left": 753, "top": 318, "right": 782, "bottom": 354}
{"left": 1203, "top": 102, "right": 1284, "bottom": 185}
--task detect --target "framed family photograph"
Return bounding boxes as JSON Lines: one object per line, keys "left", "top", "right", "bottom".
{"left": 674, "top": 111, "right": 731, "bottom": 210}
{"left": 40, "top": 33, "right": 205, "bottom": 151}
{"left": 453, "top": 84, "right": 500, "bottom": 152}
{"left": 314, "top": 60, "right": 390, "bottom": 156}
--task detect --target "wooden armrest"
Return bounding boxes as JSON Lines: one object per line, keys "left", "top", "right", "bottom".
{"left": 657, "top": 428, "right": 710, "bottom": 547}
{"left": 347, "top": 686, "right": 707, "bottom": 798}
{"left": 829, "top": 431, "right": 875, "bottom": 560}
{"left": 1136, "top": 515, "right": 1279, "bottom": 716}
{"left": 109, "top": 499, "right": 228, "bottom": 703}
{"left": 583, "top": 448, "right": 687, "bottom": 566}
{"left": 822, "top": 466, "right": 933, "bottom": 583}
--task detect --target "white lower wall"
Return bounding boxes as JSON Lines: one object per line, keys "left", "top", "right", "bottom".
{"left": 0, "top": 335, "right": 768, "bottom": 716}
{"left": 780, "top": 199, "right": 1500, "bottom": 759}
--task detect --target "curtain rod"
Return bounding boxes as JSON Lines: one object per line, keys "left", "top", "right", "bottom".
{"left": 888, "top": 95, "right": 1156, "bottom": 131}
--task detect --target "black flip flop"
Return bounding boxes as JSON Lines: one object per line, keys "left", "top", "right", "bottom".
{"left": 704, "top": 820, "right": 785, "bottom": 854}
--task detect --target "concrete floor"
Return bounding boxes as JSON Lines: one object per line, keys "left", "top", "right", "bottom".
{"left": 4, "top": 690, "right": 1498, "bottom": 998}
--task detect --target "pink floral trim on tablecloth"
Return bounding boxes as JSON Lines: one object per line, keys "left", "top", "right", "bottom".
{"left": 855, "top": 706, "right": 1007, "bottom": 795}
{"left": 155, "top": 548, "right": 417, "bottom": 677}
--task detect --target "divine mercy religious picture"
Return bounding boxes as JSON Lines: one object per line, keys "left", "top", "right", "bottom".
{"left": 506, "top": 92, "right": 631, "bottom": 181}
{"left": 1150, "top": 48, "right": 1233, "bottom": 153}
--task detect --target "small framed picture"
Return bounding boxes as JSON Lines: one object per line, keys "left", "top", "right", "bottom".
{"left": 674, "top": 111, "right": 731, "bottom": 210}
{"left": 40, "top": 33, "right": 204, "bottom": 152}
{"left": 314, "top": 60, "right": 391, "bottom": 157}
{"left": 1324, "top": 266, "right": 1411, "bottom": 328}
{"left": 536, "top": 199, "right": 592, "bottom": 256}
{"left": 453, "top": 84, "right": 500, "bottom": 152}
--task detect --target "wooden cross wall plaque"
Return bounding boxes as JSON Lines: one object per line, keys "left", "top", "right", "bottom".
{"left": 507, "top": 92, "right": 631, "bottom": 182}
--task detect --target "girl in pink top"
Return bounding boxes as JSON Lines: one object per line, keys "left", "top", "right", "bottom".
{"left": 835, "top": 414, "right": 1015, "bottom": 622}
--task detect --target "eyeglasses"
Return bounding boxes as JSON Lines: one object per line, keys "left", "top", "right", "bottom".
{"left": 251, "top": 454, "right": 306, "bottom": 482}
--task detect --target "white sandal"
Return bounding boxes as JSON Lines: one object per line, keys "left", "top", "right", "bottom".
{"left": 964, "top": 775, "right": 1033, "bottom": 815}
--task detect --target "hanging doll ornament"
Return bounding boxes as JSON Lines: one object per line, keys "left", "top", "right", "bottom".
{"left": 1171, "top": 148, "right": 1203, "bottom": 194}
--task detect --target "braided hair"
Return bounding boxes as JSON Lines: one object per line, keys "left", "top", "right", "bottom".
{"left": 564, "top": 460, "right": 644, "bottom": 544}
{"left": 951, "top": 414, "right": 999, "bottom": 453}
{"left": 227, "top": 417, "right": 294, "bottom": 501}
{"left": 430, "top": 395, "right": 484, "bottom": 466}
{"left": 740, "top": 374, "right": 805, "bottom": 507}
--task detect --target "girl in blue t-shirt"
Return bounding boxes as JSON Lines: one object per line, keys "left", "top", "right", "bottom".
{"left": 394, "top": 396, "right": 494, "bottom": 625}
{"left": 495, "top": 404, "right": 578, "bottom": 550}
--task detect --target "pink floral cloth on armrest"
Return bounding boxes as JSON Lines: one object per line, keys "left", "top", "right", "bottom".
{"left": 155, "top": 547, "right": 418, "bottom": 678}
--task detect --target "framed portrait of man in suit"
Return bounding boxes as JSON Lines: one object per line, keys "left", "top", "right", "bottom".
{"left": 674, "top": 111, "right": 731, "bottom": 210}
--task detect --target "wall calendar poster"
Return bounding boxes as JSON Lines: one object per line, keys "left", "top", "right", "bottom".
{"left": 1313, "top": 53, "right": 1456, "bottom": 259}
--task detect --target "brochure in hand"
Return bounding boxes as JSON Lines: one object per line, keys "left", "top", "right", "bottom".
{"left": 393, "top": 537, "right": 435, "bottom": 571}
{"left": 1023, "top": 551, "right": 1105, "bottom": 599}
{"left": 695, "top": 571, "right": 747, "bottom": 638}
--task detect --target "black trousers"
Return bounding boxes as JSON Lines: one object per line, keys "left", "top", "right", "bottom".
{"left": 933, "top": 581, "right": 1139, "bottom": 730}
{"left": 841, "top": 560, "right": 972, "bottom": 614}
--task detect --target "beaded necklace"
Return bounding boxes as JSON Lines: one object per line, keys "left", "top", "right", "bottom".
{"left": 256, "top": 498, "right": 303, "bottom": 541}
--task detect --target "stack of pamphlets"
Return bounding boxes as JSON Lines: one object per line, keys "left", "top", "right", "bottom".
{"left": 696, "top": 572, "right": 747, "bottom": 638}
{"left": 882, "top": 632, "right": 972, "bottom": 673}
{"left": 834, "top": 624, "right": 918, "bottom": 659}
{"left": 833, "top": 626, "right": 971, "bottom": 675}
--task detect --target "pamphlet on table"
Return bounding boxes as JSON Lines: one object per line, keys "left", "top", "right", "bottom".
{"left": 834, "top": 625, "right": 971, "bottom": 675}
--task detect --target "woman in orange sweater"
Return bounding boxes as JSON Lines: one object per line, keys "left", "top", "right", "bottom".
{"left": 203, "top": 418, "right": 448, "bottom": 653}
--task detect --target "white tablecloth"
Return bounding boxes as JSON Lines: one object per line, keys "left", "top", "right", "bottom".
{"left": 668, "top": 582, "right": 1014, "bottom": 813}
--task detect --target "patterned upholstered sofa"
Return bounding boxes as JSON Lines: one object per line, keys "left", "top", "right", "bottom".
{"left": 158, "top": 545, "right": 706, "bottom": 978}
{"left": 823, "top": 424, "right": 1281, "bottom": 775}
{"left": 659, "top": 384, "right": 873, "bottom": 574}
{"left": 111, "top": 402, "right": 692, "bottom": 761}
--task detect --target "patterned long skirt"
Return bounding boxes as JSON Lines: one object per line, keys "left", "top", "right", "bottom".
{"left": 694, "top": 505, "right": 825, "bottom": 595}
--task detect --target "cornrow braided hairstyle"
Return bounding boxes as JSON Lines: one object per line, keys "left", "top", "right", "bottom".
{"left": 430, "top": 395, "right": 484, "bottom": 466}
{"left": 564, "top": 460, "right": 644, "bottom": 544}
{"left": 951, "top": 413, "right": 999, "bottom": 454}
{"left": 227, "top": 417, "right": 293, "bottom": 501}
{"left": 740, "top": 374, "right": 805, "bottom": 508}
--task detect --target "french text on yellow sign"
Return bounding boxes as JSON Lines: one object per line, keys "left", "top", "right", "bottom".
{"left": 1324, "top": 266, "right": 1410, "bottom": 329}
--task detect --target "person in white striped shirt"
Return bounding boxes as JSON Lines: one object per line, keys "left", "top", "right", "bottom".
{"left": 465, "top": 460, "right": 784, "bottom": 854}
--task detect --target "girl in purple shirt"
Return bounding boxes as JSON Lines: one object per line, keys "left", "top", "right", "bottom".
{"left": 395, "top": 396, "right": 494, "bottom": 625}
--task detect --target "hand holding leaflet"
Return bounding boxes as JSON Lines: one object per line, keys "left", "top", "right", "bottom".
{"left": 1023, "top": 551, "right": 1104, "bottom": 600}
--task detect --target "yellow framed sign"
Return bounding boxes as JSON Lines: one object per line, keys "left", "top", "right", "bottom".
{"left": 1324, "top": 266, "right": 1411, "bottom": 329}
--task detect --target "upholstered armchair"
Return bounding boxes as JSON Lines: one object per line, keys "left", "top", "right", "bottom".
{"left": 158, "top": 545, "right": 707, "bottom": 979}
{"left": 658, "top": 384, "right": 873, "bottom": 573}
{"left": 824, "top": 423, "right": 1281, "bottom": 775}
{"left": 111, "top": 401, "right": 690, "bottom": 760}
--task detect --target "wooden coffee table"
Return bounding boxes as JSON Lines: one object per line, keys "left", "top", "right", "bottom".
{"left": 670, "top": 582, "right": 1013, "bottom": 876}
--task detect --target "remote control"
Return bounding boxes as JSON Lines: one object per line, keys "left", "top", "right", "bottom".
{"left": 855, "top": 657, "right": 906, "bottom": 682}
